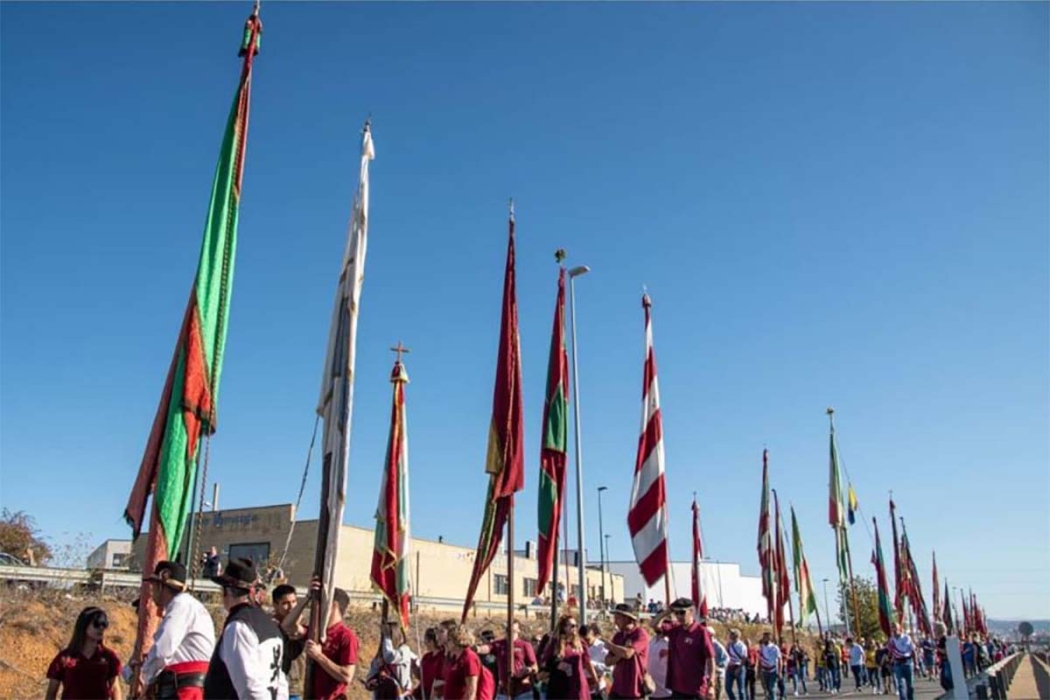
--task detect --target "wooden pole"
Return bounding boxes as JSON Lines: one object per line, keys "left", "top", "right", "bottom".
{"left": 506, "top": 496, "right": 516, "bottom": 699}
{"left": 845, "top": 539, "right": 862, "bottom": 637}
{"left": 550, "top": 519, "right": 560, "bottom": 629}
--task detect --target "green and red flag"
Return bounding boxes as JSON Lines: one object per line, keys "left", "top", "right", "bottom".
{"left": 123, "top": 3, "right": 262, "bottom": 671}
{"left": 829, "top": 420, "right": 851, "bottom": 587}
{"left": 462, "top": 208, "right": 525, "bottom": 621}
{"left": 757, "top": 449, "right": 775, "bottom": 625}
{"left": 371, "top": 355, "right": 412, "bottom": 628}
{"left": 872, "top": 517, "right": 894, "bottom": 638}
{"left": 536, "top": 266, "right": 568, "bottom": 596}
{"left": 790, "top": 506, "right": 819, "bottom": 626}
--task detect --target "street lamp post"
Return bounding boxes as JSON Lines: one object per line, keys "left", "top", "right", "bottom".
{"left": 598, "top": 486, "right": 608, "bottom": 610}
{"left": 822, "top": 578, "right": 832, "bottom": 632}
{"left": 569, "top": 264, "right": 590, "bottom": 624}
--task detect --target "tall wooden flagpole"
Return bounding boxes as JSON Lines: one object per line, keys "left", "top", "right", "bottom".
{"left": 504, "top": 199, "right": 516, "bottom": 695}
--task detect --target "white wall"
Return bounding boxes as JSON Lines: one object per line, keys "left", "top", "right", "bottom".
{"left": 607, "top": 560, "right": 766, "bottom": 616}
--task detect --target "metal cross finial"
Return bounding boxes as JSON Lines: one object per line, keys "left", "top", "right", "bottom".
{"left": 391, "top": 341, "right": 410, "bottom": 362}
{"left": 252, "top": 0, "right": 260, "bottom": 16}
{"left": 555, "top": 249, "right": 567, "bottom": 264}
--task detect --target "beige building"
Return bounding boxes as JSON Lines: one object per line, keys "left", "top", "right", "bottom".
{"left": 134, "top": 503, "right": 623, "bottom": 614}
{"left": 86, "top": 539, "right": 132, "bottom": 570}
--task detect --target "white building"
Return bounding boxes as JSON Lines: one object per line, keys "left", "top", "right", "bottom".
{"left": 607, "top": 559, "right": 766, "bottom": 616}
{"left": 86, "top": 539, "right": 132, "bottom": 570}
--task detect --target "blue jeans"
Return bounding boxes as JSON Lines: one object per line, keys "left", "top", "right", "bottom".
{"left": 894, "top": 661, "right": 915, "bottom": 700}
{"left": 829, "top": 666, "right": 841, "bottom": 691}
{"left": 726, "top": 665, "right": 748, "bottom": 700}
{"left": 762, "top": 671, "right": 779, "bottom": 700}
{"left": 852, "top": 665, "right": 864, "bottom": 690}
{"left": 791, "top": 668, "right": 807, "bottom": 694}
{"left": 290, "top": 696, "right": 302, "bottom": 700}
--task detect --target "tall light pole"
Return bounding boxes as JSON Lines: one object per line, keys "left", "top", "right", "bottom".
{"left": 597, "top": 486, "right": 608, "bottom": 609}
{"left": 569, "top": 264, "right": 590, "bottom": 623}
{"left": 822, "top": 578, "right": 832, "bottom": 632}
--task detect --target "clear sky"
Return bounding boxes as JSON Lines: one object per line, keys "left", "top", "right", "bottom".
{"left": 2, "top": 2, "right": 1047, "bottom": 619}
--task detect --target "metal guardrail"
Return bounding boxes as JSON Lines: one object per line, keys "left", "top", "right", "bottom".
{"left": 1, "top": 565, "right": 558, "bottom": 616}
{"left": 982, "top": 651, "right": 1025, "bottom": 700}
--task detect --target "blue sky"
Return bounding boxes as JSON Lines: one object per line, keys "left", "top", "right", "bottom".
{"left": 2, "top": 2, "right": 1047, "bottom": 619}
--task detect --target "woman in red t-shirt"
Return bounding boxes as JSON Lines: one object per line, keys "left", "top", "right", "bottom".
{"left": 45, "top": 606, "right": 123, "bottom": 700}
{"left": 443, "top": 626, "right": 494, "bottom": 700}
{"left": 418, "top": 627, "right": 444, "bottom": 700}
{"left": 542, "top": 615, "right": 599, "bottom": 700}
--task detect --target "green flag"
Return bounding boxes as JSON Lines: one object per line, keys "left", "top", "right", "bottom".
{"left": 791, "top": 506, "right": 819, "bottom": 624}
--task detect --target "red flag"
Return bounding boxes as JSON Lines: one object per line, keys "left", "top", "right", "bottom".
{"left": 691, "top": 497, "right": 708, "bottom": 618}
{"left": 890, "top": 499, "right": 906, "bottom": 622}
{"left": 461, "top": 210, "right": 525, "bottom": 620}
{"left": 370, "top": 357, "right": 411, "bottom": 628}
{"left": 628, "top": 293, "right": 668, "bottom": 586}
{"left": 757, "top": 450, "right": 775, "bottom": 624}
{"left": 932, "top": 551, "right": 940, "bottom": 625}
{"left": 773, "top": 490, "right": 790, "bottom": 640}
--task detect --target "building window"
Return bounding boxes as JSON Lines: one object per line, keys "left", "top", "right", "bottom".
{"left": 112, "top": 553, "right": 127, "bottom": 568}
{"left": 228, "top": 542, "right": 270, "bottom": 569}
{"left": 524, "top": 578, "right": 538, "bottom": 597}
{"left": 494, "top": 574, "right": 509, "bottom": 595}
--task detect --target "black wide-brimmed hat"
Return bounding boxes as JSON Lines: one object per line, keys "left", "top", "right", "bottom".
{"left": 612, "top": 603, "right": 638, "bottom": 620}
{"left": 670, "top": 597, "right": 694, "bottom": 611}
{"left": 143, "top": 560, "right": 187, "bottom": 591}
{"left": 211, "top": 557, "right": 258, "bottom": 590}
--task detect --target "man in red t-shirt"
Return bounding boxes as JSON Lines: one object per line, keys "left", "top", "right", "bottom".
{"left": 281, "top": 579, "right": 359, "bottom": 700}
{"left": 605, "top": 603, "right": 650, "bottom": 699}
{"left": 655, "top": 598, "right": 716, "bottom": 700}
{"left": 488, "top": 619, "right": 537, "bottom": 700}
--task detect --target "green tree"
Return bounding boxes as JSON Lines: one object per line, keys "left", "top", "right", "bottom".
{"left": 0, "top": 508, "right": 52, "bottom": 564}
{"left": 837, "top": 575, "right": 882, "bottom": 641}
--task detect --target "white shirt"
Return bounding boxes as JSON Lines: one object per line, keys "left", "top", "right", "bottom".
{"left": 727, "top": 640, "right": 748, "bottom": 666}
{"left": 588, "top": 639, "right": 609, "bottom": 690}
{"left": 850, "top": 643, "right": 865, "bottom": 666}
{"left": 648, "top": 636, "right": 671, "bottom": 699}
{"left": 368, "top": 638, "right": 418, "bottom": 696}
{"left": 218, "top": 619, "right": 289, "bottom": 700}
{"left": 142, "top": 593, "right": 216, "bottom": 684}
{"left": 758, "top": 643, "right": 781, "bottom": 671}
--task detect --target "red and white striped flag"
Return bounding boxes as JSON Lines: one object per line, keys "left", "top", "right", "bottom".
{"left": 628, "top": 293, "right": 668, "bottom": 587}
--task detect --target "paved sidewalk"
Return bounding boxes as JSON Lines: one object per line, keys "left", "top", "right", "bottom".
{"left": 1007, "top": 653, "right": 1050, "bottom": 699}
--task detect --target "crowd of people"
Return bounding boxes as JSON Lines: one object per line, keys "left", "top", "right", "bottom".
{"left": 43, "top": 565, "right": 1016, "bottom": 700}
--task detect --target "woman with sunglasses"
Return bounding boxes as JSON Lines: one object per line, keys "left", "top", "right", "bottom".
{"left": 46, "top": 606, "right": 123, "bottom": 700}
{"left": 541, "top": 615, "right": 599, "bottom": 700}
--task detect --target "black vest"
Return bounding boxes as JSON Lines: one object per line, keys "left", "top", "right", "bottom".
{"left": 203, "top": 603, "right": 283, "bottom": 699}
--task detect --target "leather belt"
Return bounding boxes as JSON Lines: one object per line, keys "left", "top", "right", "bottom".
{"left": 177, "top": 672, "right": 206, "bottom": 688}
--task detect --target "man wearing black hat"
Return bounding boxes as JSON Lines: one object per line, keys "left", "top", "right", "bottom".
{"left": 604, "top": 603, "right": 650, "bottom": 699}
{"left": 203, "top": 558, "right": 288, "bottom": 699}
{"left": 654, "top": 598, "right": 715, "bottom": 700}
{"left": 137, "top": 561, "right": 216, "bottom": 700}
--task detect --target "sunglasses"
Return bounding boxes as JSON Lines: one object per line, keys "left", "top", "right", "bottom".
{"left": 92, "top": 619, "right": 109, "bottom": 630}
{"left": 673, "top": 609, "right": 688, "bottom": 616}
